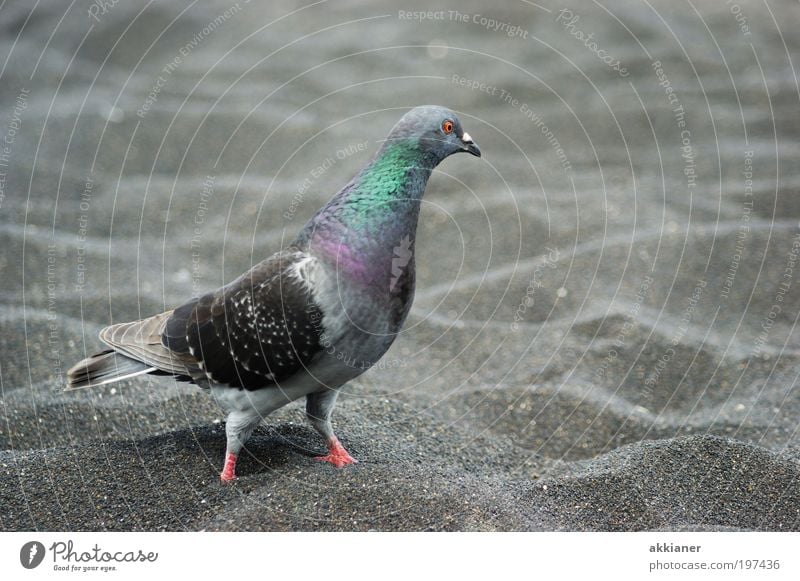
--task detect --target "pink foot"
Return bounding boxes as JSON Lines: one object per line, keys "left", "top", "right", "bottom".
{"left": 220, "top": 452, "right": 238, "bottom": 482}
{"left": 314, "top": 437, "right": 358, "bottom": 468}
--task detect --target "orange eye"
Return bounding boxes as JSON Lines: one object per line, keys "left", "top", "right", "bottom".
{"left": 441, "top": 120, "right": 454, "bottom": 134}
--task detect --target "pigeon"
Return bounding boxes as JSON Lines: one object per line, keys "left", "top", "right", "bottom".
{"left": 66, "top": 105, "right": 481, "bottom": 481}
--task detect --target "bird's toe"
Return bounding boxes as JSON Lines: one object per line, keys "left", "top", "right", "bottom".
{"left": 315, "top": 438, "right": 358, "bottom": 467}
{"left": 314, "top": 452, "right": 358, "bottom": 468}
{"left": 220, "top": 452, "right": 238, "bottom": 482}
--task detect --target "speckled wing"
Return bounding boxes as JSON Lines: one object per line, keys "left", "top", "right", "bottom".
{"left": 162, "top": 248, "right": 324, "bottom": 390}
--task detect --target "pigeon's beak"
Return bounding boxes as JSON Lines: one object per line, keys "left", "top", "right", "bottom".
{"left": 460, "top": 132, "right": 481, "bottom": 157}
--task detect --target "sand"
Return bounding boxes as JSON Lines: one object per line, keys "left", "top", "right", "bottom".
{"left": 1, "top": 0, "right": 798, "bottom": 531}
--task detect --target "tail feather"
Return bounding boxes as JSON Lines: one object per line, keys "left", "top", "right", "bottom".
{"left": 66, "top": 350, "right": 157, "bottom": 390}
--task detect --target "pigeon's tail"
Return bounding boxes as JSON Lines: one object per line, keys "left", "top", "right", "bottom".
{"left": 66, "top": 350, "right": 157, "bottom": 390}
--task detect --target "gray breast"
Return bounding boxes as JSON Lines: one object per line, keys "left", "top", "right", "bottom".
{"left": 309, "top": 260, "right": 411, "bottom": 375}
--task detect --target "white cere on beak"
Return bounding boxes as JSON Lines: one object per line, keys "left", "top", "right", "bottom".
{"left": 462, "top": 132, "right": 474, "bottom": 144}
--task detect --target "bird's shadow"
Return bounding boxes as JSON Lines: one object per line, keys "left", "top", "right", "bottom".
{"left": 173, "top": 423, "right": 333, "bottom": 481}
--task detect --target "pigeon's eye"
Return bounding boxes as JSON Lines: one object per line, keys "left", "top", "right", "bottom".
{"left": 441, "top": 120, "right": 454, "bottom": 134}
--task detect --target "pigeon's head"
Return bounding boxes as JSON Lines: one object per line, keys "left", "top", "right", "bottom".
{"left": 386, "top": 105, "right": 481, "bottom": 162}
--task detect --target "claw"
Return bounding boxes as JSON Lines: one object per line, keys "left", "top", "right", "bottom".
{"left": 220, "top": 452, "right": 238, "bottom": 482}
{"left": 314, "top": 438, "right": 357, "bottom": 468}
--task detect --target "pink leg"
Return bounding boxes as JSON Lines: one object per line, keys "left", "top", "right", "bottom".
{"left": 220, "top": 452, "right": 238, "bottom": 482}
{"left": 314, "top": 437, "right": 358, "bottom": 468}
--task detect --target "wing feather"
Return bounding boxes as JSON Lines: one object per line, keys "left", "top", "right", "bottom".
{"left": 164, "top": 249, "right": 325, "bottom": 390}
